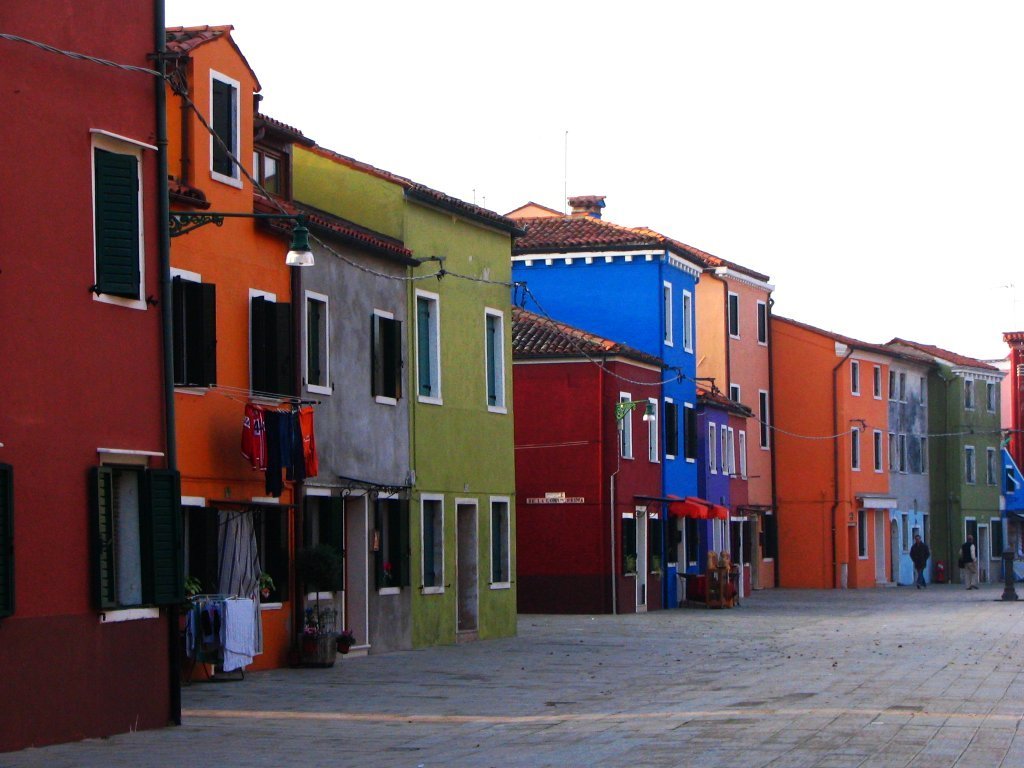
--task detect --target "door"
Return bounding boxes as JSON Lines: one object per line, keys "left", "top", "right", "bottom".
{"left": 875, "top": 512, "right": 887, "bottom": 584}
{"left": 344, "top": 496, "right": 368, "bottom": 648}
{"left": 456, "top": 502, "right": 479, "bottom": 633}
{"left": 635, "top": 510, "right": 647, "bottom": 612}
{"left": 890, "top": 519, "right": 900, "bottom": 583}
{"left": 978, "top": 525, "right": 989, "bottom": 583}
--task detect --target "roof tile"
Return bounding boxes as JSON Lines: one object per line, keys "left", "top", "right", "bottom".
{"left": 512, "top": 307, "right": 662, "bottom": 367}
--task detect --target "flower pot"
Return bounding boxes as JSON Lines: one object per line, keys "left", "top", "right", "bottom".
{"left": 336, "top": 638, "right": 353, "bottom": 654}
{"left": 298, "top": 633, "right": 337, "bottom": 667}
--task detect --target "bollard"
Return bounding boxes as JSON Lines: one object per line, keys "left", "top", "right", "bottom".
{"left": 1002, "top": 548, "right": 1018, "bottom": 601}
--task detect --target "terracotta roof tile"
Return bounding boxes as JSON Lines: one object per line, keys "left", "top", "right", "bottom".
{"left": 513, "top": 215, "right": 669, "bottom": 253}
{"left": 697, "top": 386, "right": 754, "bottom": 418}
{"left": 165, "top": 25, "right": 233, "bottom": 54}
{"left": 887, "top": 338, "right": 999, "bottom": 371}
{"left": 512, "top": 307, "right": 662, "bottom": 367}
{"left": 776, "top": 317, "right": 934, "bottom": 365}
{"left": 255, "top": 113, "right": 314, "bottom": 146}
{"left": 168, "top": 178, "right": 209, "bottom": 209}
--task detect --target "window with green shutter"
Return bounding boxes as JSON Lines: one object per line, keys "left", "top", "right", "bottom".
{"left": 251, "top": 295, "right": 294, "bottom": 396}
{"left": 91, "top": 466, "right": 182, "bottom": 609}
{"left": 485, "top": 310, "right": 505, "bottom": 409}
{"left": 93, "top": 147, "right": 141, "bottom": 299}
{"left": 415, "top": 292, "right": 440, "bottom": 400}
{"left": 211, "top": 74, "right": 238, "bottom": 179}
{"left": 490, "top": 499, "right": 510, "bottom": 584}
{"left": 172, "top": 276, "right": 217, "bottom": 387}
{"left": 371, "top": 312, "right": 402, "bottom": 401}
{"left": 0, "top": 464, "right": 13, "bottom": 618}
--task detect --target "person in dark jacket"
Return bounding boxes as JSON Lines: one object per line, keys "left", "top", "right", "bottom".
{"left": 909, "top": 534, "right": 930, "bottom": 589}
{"left": 961, "top": 534, "right": 978, "bottom": 589}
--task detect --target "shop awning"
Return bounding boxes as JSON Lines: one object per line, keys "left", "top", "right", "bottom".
{"left": 665, "top": 496, "right": 730, "bottom": 520}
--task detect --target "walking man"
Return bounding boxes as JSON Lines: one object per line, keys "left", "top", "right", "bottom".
{"left": 961, "top": 534, "right": 979, "bottom": 590}
{"left": 910, "top": 534, "right": 930, "bottom": 589}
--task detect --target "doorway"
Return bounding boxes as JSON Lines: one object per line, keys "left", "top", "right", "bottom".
{"left": 889, "top": 518, "right": 899, "bottom": 583}
{"left": 456, "top": 501, "right": 479, "bottom": 634}
{"left": 874, "top": 512, "right": 887, "bottom": 584}
{"left": 635, "top": 509, "right": 647, "bottom": 612}
{"left": 978, "top": 524, "right": 990, "bottom": 583}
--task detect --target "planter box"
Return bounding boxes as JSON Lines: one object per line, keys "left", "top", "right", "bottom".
{"left": 298, "top": 633, "right": 337, "bottom": 668}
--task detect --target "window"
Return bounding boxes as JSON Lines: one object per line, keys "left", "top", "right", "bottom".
{"left": 709, "top": 423, "right": 718, "bottom": 474}
{"left": 647, "top": 398, "right": 659, "bottom": 463}
{"left": 255, "top": 505, "right": 290, "bottom": 602}
{"left": 421, "top": 496, "right": 444, "bottom": 592}
{"left": 898, "top": 434, "right": 907, "bottom": 473}
{"left": 720, "top": 426, "right": 729, "bottom": 475}
{"left": 682, "top": 291, "right": 694, "bottom": 352}
{"left": 619, "top": 393, "right": 634, "bottom": 459}
{"left": 490, "top": 499, "right": 510, "bottom": 585}
{"left": 964, "top": 379, "right": 975, "bottom": 410}
{"left": 920, "top": 376, "right": 927, "bottom": 405}
{"left": 251, "top": 293, "right": 294, "bottom": 396}
{"left": 663, "top": 282, "right": 673, "bottom": 345}
{"left": 888, "top": 370, "right": 897, "bottom": 401}
{"left": 762, "top": 513, "right": 777, "bottom": 560}
{"left": 899, "top": 372, "right": 907, "bottom": 402}
{"left": 920, "top": 437, "right": 928, "bottom": 474}
{"left": 415, "top": 291, "right": 441, "bottom": 402}
{"left": 987, "top": 382, "right": 997, "bottom": 412}
{"left": 210, "top": 71, "right": 241, "bottom": 185}
{"left": 728, "top": 292, "right": 740, "bottom": 337}
{"left": 664, "top": 399, "right": 678, "bottom": 458}
{"left": 987, "top": 448, "right": 998, "bottom": 485}
{"left": 91, "top": 466, "right": 181, "bottom": 609}
{"left": 738, "top": 431, "right": 748, "bottom": 479}
{"left": 253, "top": 149, "right": 283, "bottom": 195}
{"left": 758, "top": 391, "right": 770, "bottom": 449}
{"left": 622, "top": 515, "right": 637, "bottom": 574}
{"left": 684, "top": 404, "right": 698, "bottom": 461}
{"left": 1006, "top": 464, "right": 1020, "bottom": 494}
{"left": 873, "top": 366, "right": 882, "bottom": 398}
{"left": 965, "top": 446, "right": 976, "bottom": 484}
{"left": 648, "top": 513, "right": 663, "bottom": 573}
{"left": 685, "top": 516, "right": 700, "bottom": 566}
{"left": 873, "top": 430, "right": 883, "bottom": 472}
{"left": 992, "top": 519, "right": 1004, "bottom": 558}
{"left": 857, "top": 509, "right": 867, "bottom": 558}
{"left": 888, "top": 433, "right": 897, "bottom": 471}
{"left": 305, "top": 292, "right": 330, "bottom": 394}
{"left": 303, "top": 495, "right": 343, "bottom": 558}
{"left": 371, "top": 310, "right": 402, "bottom": 403}
{"left": 0, "top": 464, "right": 12, "bottom": 618}
{"left": 375, "top": 499, "right": 409, "bottom": 590}
{"left": 901, "top": 514, "right": 910, "bottom": 551}
{"left": 93, "top": 141, "right": 143, "bottom": 302}
{"left": 851, "top": 360, "right": 860, "bottom": 395}
{"left": 729, "top": 384, "right": 741, "bottom": 402}
{"left": 851, "top": 427, "right": 861, "bottom": 470}
{"left": 757, "top": 301, "right": 768, "bottom": 345}
{"left": 725, "top": 427, "right": 736, "bottom": 476}
{"left": 172, "top": 273, "right": 217, "bottom": 387}
{"left": 484, "top": 309, "right": 506, "bottom": 411}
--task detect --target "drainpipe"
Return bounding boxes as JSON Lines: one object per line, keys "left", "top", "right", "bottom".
{"left": 291, "top": 254, "right": 305, "bottom": 646}
{"left": 832, "top": 347, "right": 854, "bottom": 589}
{"left": 603, "top": 362, "right": 618, "bottom": 615}
{"left": 154, "top": 0, "right": 181, "bottom": 727}
{"left": 767, "top": 298, "right": 780, "bottom": 587}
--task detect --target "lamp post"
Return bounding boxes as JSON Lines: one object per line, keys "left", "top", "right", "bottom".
{"left": 615, "top": 399, "right": 655, "bottom": 423}
{"left": 169, "top": 211, "right": 315, "bottom": 266}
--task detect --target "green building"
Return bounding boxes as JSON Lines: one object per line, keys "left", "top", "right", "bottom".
{"left": 889, "top": 340, "right": 1004, "bottom": 584}
{"left": 293, "top": 145, "right": 519, "bottom": 651}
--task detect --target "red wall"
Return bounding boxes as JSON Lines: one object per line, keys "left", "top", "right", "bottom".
{"left": 0, "top": 4, "right": 172, "bottom": 751}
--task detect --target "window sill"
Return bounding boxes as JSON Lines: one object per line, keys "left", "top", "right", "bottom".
{"left": 210, "top": 169, "right": 243, "bottom": 189}
{"left": 92, "top": 292, "right": 148, "bottom": 311}
{"left": 487, "top": 405, "right": 508, "bottom": 415}
{"left": 100, "top": 607, "right": 160, "bottom": 623}
{"left": 174, "top": 386, "right": 210, "bottom": 396}
{"left": 418, "top": 396, "right": 443, "bottom": 406}
{"left": 307, "top": 384, "right": 332, "bottom": 396}
{"left": 489, "top": 582, "right": 511, "bottom": 591}
{"left": 421, "top": 586, "right": 444, "bottom": 595}
{"left": 378, "top": 587, "right": 400, "bottom": 596}
{"left": 259, "top": 602, "right": 283, "bottom": 611}
{"left": 375, "top": 395, "right": 398, "bottom": 406}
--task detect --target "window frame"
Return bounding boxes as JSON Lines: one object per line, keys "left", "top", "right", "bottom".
{"left": 647, "top": 398, "right": 659, "bottom": 463}
{"left": 857, "top": 509, "right": 868, "bottom": 559}
{"left": 726, "top": 426, "right": 736, "bottom": 476}
{"left": 709, "top": 422, "right": 718, "bottom": 474}
{"left": 873, "top": 366, "right": 882, "bottom": 399}
{"left": 663, "top": 281, "right": 673, "bottom": 346}
{"left": 888, "top": 370, "right": 897, "bottom": 401}
{"left": 619, "top": 392, "right": 634, "bottom": 460}
{"left": 420, "top": 494, "right": 445, "bottom": 594}
{"left": 249, "top": 289, "right": 294, "bottom": 397}
{"left": 489, "top": 497, "right": 511, "bottom": 588}
{"left": 758, "top": 390, "right": 770, "bottom": 449}
{"left": 171, "top": 269, "right": 217, "bottom": 388}
{"left": 965, "top": 445, "right": 976, "bottom": 484}
{"left": 987, "top": 447, "right": 998, "bottom": 486}
{"left": 664, "top": 398, "right": 678, "bottom": 460}
{"left": 738, "top": 430, "right": 748, "bottom": 479}
{"left": 851, "top": 427, "right": 861, "bottom": 471}
{"left": 682, "top": 290, "right": 694, "bottom": 353}
{"left": 375, "top": 497, "right": 410, "bottom": 592}
{"left": 683, "top": 403, "right": 698, "bottom": 462}
{"left": 484, "top": 307, "right": 507, "bottom": 413}
{"left": 888, "top": 432, "right": 897, "bottom": 471}
{"left": 92, "top": 134, "right": 147, "bottom": 309}
{"left": 729, "top": 383, "right": 741, "bottom": 402}
{"left": 964, "top": 379, "right": 975, "bottom": 410}
{"left": 756, "top": 300, "right": 768, "bottom": 345}
{"left": 304, "top": 290, "right": 331, "bottom": 396}
{"left": 210, "top": 70, "right": 242, "bottom": 187}
{"left": 727, "top": 292, "right": 740, "bottom": 338}
{"left": 987, "top": 381, "right": 997, "bottom": 413}
{"left": 873, "top": 430, "right": 883, "bottom": 472}
{"left": 371, "top": 309, "right": 403, "bottom": 405}
{"left": 851, "top": 360, "right": 861, "bottom": 396}
{"left": 415, "top": 290, "right": 442, "bottom": 405}
{"left": 898, "top": 433, "right": 907, "bottom": 474}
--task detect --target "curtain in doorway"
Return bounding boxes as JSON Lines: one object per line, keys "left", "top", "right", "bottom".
{"left": 218, "top": 509, "right": 264, "bottom": 655}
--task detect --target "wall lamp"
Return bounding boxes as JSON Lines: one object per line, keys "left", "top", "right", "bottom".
{"left": 169, "top": 211, "right": 314, "bottom": 267}
{"left": 616, "top": 400, "right": 655, "bottom": 422}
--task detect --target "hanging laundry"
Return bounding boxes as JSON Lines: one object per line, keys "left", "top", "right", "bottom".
{"left": 285, "top": 409, "right": 305, "bottom": 484}
{"left": 263, "top": 410, "right": 285, "bottom": 497}
{"left": 241, "top": 404, "right": 267, "bottom": 470}
{"left": 299, "top": 406, "right": 318, "bottom": 478}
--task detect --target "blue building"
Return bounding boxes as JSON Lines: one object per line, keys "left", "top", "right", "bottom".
{"left": 509, "top": 196, "right": 709, "bottom": 607}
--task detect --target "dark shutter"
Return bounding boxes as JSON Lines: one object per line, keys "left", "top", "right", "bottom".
{"left": 373, "top": 501, "right": 384, "bottom": 589}
{"left": 664, "top": 402, "right": 678, "bottom": 456}
{"left": 0, "top": 464, "right": 13, "bottom": 618}
{"left": 172, "top": 276, "right": 186, "bottom": 384}
{"left": 144, "top": 470, "right": 182, "bottom": 605}
{"left": 91, "top": 467, "right": 118, "bottom": 609}
{"left": 252, "top": 295, "right": 269, "bottom": 393}
{"left": 684, "top": 406, "right": 699, "bottom": 460}
{"left": 371, "top": 315, "right": 383, "bottom": 397}
{"left": 327, "top": 496, "right": 345, "bottom": 554}
{"left": 372, "top": 315, "right": 402, "bottom": 400}
{"left": 417, "top": 299, "right": 432, "bottom": 396}
{"left": 486, "top": 315, "right": 498, "bottom": 405}
{"left": 307, "top": 300, "right": 322, "bottom": 387}
{"left": 197, "top": 282, "right": 217, "bottom": 386}
{"left": 94, "top": 148, "right": 140, "bottom": 298}
{"left": 396, "top": 499, "right": 410, "bottom": 587}
{"left": 272, "top": 301, "right": 294, "bottom": 396}
{"left": 211, "top": 78, "right": 235, "bottom": 176}
{"left": 622, "top": 517, "right": 637, "bottom": 573}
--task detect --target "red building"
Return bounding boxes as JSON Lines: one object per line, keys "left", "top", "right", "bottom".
{"left": 0, "top": 4, "right": 180, "bottom": 751}
{"left": 513, "top": 308, "right": 663, "bottom": 613}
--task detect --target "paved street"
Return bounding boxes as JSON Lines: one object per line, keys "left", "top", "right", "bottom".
{"left": 4, "top": 584, "right": 1024, "bottom": 767}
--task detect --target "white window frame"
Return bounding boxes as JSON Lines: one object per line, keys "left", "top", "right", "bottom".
{"left": 888, "top": 370, "right": 896, "bottom": 401}
{"left": 899, "top": 372, "right": 907, "bottom": 402}
{"left": 730, "top": 384, "right": 741, "bottom": 402}
{"left": 873, "top": 430, "right": 883, "bottom": 472}
{"left": 758, "top": 390, "right": 770, "bottom": 449}
{"left": 987, "top": 381, "right": 997, "bottom": 413}
{"left": 209, "top": 70, "right": 242, "bottom": 188}
{"left": 709, "top": 422, "right": 718, "bottom": 474}
{"left": 727, "top": 292, "right": 740, "bottom": 339}
{"left": 682, "top": 290, "right": 694, "bottom": 353}
{"left": 873, "top": 366, "right": 882, "bottom": 399}
{"left": 663, "top": 281, "right": 673, "bottom": 346}
{"left": 965, "top": 445, "right": 976, "bottom": 484}
{"left": 91, "top": 132, "right": 149, "bottom": 310}
{"left": 851, "top": 427, "right": 861, "bottom": 471}
{"left": 420, "top": 494, "right": 445, "bottom": 595}
{"left": 372, "top": 308, "right": 400, "bottom": 406}
{"left": 664, "top": 397, "right": 677, "bottom": 461}
{"left": 489, "top": 496, "right": 511, "bottom": 589}
{"left": 647, "top": 398, "right": 659, "bottom": 463}
{"left": 415, "top": 289, "right": 442, "bottom": 405}
{"left": 964, "top": 379, "right": 975, "bottom": 410}
{"left": 684, "top": 402, "right": 697, "bottom": 463}
{"left": 304, "top": 290, "right": 331, "bottom": 396}
{"left": 483, "top": 307, "right": 507, "bottom": 413}
{"left": 619, "top": 392, "right": 634, "bottom": 460}
{"left": 851, "top": 360, "right": 860, "bottom": 396}
{"left": 756, "top": 300, "right": 768, "bottom": 346}
{"left": 721, "top": 426, "right": 729, "bottom": 475}
{"left": 726, "top": 427, "right": 736, "bottom": 476}
{"left": 738, "top": 430, "right": 748, "bottom": 479}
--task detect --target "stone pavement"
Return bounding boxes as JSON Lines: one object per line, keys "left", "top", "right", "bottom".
{"left": 4, "top": 584, "right": 1024, "bottom": 767}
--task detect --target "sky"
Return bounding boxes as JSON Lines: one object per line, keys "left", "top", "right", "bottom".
{"left": 166, "top": 1, "right": 1024, "bottom": 361}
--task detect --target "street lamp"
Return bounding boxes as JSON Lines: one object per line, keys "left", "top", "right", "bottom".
{"left": 615, "top": 400, "right": 655, "bottom": 422}
{"left": 169, "top": 211, "right": 314, "bottom": 266}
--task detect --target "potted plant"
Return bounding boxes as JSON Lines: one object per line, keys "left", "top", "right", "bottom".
{"left": 294, "top": 544, "right": 344, "bottom": 667}
{"left": 258, "top": 572, "right": 275, "bottom": 601}
{"left": 336, "top": 628, "right": 356, "bottom": 654}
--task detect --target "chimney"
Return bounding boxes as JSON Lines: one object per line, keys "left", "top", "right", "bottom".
{"left": 568, "top": 195, "right": 606, "bottom": 219}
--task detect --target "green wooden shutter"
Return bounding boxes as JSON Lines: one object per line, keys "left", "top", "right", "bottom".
{"left": 91, "top": 467, "right": 118, "bottom": 609}
{"left": 417, "top": 298, "right": 432, "bottom": 396}
{"left": 211, "top": 78, "right": 235, "bottom": 176}
{"left": 0, "top": 464, "right": 13, "bottom": 618}
{"left": 252, "top": 296, "right": 269, "bottom": 393}
{"left": 94, "top": 148, "right": 140, "bottom": 298}
{"left": 172, "top": 277, "right": 186, "bottom": 385}
{"left": 195, "top": 282, "right": 217, "bottom": 386}
{"left": 486, "top": 315, "right": 498, "bottom": 406}
{"left": 490, "top": 504, "right": 503, "bottom": 584}
{"left": 272, "top": 301, "right": 294, "bottom": 396}
{"left": 144, "top": 470, "right": 182, "bottom": 605}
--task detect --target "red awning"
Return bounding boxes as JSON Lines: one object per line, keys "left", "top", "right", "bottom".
{"left": 670, "top": 499, "right": 707, "bottom": 519}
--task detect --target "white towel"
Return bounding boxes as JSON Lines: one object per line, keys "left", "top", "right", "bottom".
{"left": 222, "top": 597, "right": 257, "bottom": 672}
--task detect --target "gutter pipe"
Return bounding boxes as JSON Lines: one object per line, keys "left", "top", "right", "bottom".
{"left": 832, "top": 347, "right": 854, "bottom": 589}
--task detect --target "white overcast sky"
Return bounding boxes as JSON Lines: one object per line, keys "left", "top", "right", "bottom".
{"left": 167, "top": 1, "right": 1024, "bottom": 361}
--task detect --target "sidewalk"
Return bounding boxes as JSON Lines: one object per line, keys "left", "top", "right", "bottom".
{"left": 3, "top": 584, "right": 1023, "bottom": 767}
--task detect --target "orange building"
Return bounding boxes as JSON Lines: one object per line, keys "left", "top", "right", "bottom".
{"left": 165, "top": 26, "right": 303, "bottom": 670}
{"left": 772, "top": 317, "right": 900, "bottom": 588}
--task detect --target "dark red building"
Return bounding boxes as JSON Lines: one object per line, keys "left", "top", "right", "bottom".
{"left": 513, "top": 308, "right": 663, "bottom": 614}
{"left": 0, "top": 3, "right": 179, "bottom": 751}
